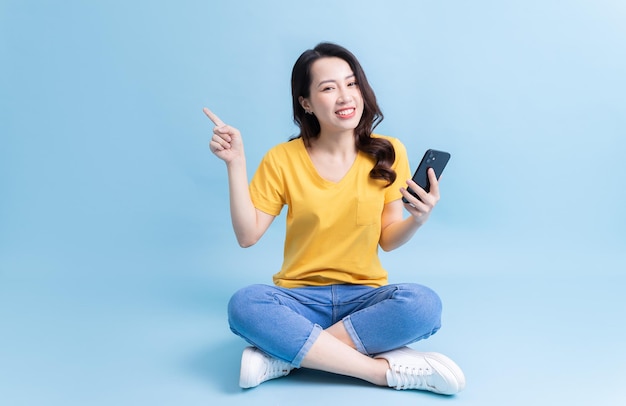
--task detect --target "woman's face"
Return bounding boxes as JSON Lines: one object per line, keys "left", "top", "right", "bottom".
{"left": 300, "top": 57, "right": 364, "bottom": 136}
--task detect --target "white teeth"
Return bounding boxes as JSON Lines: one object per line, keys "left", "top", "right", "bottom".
{"left": 337, "top": 109, "right": 354, "bottom": 116}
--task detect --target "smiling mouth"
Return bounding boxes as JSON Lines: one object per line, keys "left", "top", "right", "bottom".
{"left": 336, "top": 108, "right": 355, "bottom": 117}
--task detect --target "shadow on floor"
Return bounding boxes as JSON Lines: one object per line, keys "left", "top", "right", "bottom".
{"left": 183, "top": 338, "right": 244, "bottom": 394}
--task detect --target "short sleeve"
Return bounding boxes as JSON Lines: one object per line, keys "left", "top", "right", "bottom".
{"left": 249, "top": 150, "right": 285, "bottom": 216}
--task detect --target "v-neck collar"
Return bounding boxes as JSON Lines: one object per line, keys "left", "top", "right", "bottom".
{"left": 298, "top": 138, "right": 362, "bottom": 187}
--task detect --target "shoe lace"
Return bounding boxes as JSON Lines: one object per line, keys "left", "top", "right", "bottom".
{"left": 391, "top": 365, "right": 434, "bottom": 390}
{"left": 265, "top": 359, "right": 291, "bottom": 379}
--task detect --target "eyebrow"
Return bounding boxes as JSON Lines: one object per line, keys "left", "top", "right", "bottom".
{"left": 316, "top": 74, "right": 356, "bottom": 88}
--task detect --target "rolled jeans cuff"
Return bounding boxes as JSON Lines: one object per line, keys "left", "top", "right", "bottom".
{"left": 291, "top": 323, "right": 323, "bottom": 367}
{"left": 342, "top": 315, "right": 368, "bottom": 355}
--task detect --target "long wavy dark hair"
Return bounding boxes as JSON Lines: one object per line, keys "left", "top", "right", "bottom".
{"left": 290, "top": 42, "right": 396, "bottom": 186}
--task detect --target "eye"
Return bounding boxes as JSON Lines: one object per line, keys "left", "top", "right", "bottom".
{"left": 322, "top": 86, "right": 334, "bottom": 92}
{"left": 348, "top": 81, "right": 359, "bottom": 87}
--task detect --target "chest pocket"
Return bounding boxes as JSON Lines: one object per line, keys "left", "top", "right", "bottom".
{"left": 356, "top": 197, "right": 383, "bottom": 226}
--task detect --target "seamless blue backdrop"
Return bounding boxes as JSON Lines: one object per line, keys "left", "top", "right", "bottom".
{"left": 2, "top": 1, "right": 625, "bottom": 405}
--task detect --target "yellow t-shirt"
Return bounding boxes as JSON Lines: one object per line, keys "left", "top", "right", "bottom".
{"left": 249, "top": 134, "right": 411, "bottom": 288}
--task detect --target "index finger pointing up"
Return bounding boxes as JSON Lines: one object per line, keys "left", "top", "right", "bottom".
{"left": 203, "top": 107, "right": 226, "bottom": 127}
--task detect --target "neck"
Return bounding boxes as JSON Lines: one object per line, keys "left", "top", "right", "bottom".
{"left": 310, "top": 130, "right": 356, "bottom": 156}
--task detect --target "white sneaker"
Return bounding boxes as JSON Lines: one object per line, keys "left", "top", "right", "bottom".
{"left": 239, "top": 346, "right": 294, "bottom": 388}
{"left": 376, "top": 347, "right": 465, "bottom": 395}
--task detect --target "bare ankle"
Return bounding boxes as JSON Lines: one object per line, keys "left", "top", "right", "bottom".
{"left": 372, "top": 357, "right": 391, "bottom": 386}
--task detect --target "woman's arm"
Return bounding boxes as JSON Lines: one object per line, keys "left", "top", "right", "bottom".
{"left": 204, "top": 108, "right": 274, "bottom": 247}
{"left": 379, "top": 168, "right": 440, "bottom": 251}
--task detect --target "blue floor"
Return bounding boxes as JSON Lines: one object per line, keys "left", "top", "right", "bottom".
{"left": 1, "top": 233, "right": 624, "bottom": 406}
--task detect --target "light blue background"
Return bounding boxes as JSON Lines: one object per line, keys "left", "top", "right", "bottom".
{"left": 1, "top": 1, "right": 625, "bottom": 405}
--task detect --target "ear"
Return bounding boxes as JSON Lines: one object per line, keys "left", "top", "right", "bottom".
{"left": 299, "top": 96, "right": 311, "bottom": 112}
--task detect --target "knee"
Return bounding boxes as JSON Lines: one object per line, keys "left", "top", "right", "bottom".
{"left": 227, "top": 284, "right": 274, "bottom": 331}
{"left": 396, "top": 283, "right": 442, "bottom": 332}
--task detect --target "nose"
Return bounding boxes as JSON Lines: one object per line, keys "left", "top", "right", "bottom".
{"left": 338, "top": 87, "right": 353, "bottom": 104}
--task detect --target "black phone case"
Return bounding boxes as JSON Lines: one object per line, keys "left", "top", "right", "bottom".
{"left": 402, "top": 149, "right": 451, "bottom": 203}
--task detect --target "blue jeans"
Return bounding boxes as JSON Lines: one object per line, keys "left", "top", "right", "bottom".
{"left": 228, "top": 283, "right": 442, "bottom": 367}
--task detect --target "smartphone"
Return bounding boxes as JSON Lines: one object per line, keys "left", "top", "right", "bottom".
{"left": 402, "top": 149, "right": 451, "bottom": 203}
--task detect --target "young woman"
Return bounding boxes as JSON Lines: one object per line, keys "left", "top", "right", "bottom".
{"left": 203, "top": 42, "right": 465, "bottom": 395}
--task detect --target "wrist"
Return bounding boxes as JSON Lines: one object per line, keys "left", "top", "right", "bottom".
{"left": 225, "top": 154, "right": 246, "bottom": 168}
{"left": 409, "top": 213, "right": 427, "bottom": 227}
